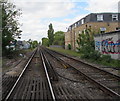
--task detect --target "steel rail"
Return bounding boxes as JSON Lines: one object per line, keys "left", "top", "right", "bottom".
{"left": 65, "top": 62, "right": 120, "bottom": 98}
{"left": 42, "top": 50, "right": 58, "bottom": 81}
{"left": 5, "top": 49, "right": 37, "bottom": 100}
{"left": 47, "top": 48, "right": 120, "bottom": 80}
{"left": 40, "top": 49, "right": 56, "bottom": 101}
{"left": 44, "top": 48, "right": 120, "bottom": 98}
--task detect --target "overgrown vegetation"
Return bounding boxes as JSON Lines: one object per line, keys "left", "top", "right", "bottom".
{"left": 1, "top": 0, "right": 22, "bottom": 56}
{"left": 68, "top": 44, "right": 71, "bottom": 50}
{"left": 76, "top": 28, "right": 120, "bottom": 67}
{"left": 76, "top": 28, "right": 95, "bottom": 58}
{"left": 42, "top": 38, "right": 49, "bottom": 47}
{"left": 42, "top": 23, "right": 65, "bottom": 47}
{"left": 53, "top": 31, "right": 64, "bottom": 46}
{"left": 48, "top": 47, "right": 81, "bottom": 57}
{"left": 27, "top": 39, "right": 39, "bottom": 49}
{"left": 92, "top": 55, "right": 120, "bottom": 67}
{"left": 49, "top": 47, "right": 120, "bottom": 68}
{"left": 48, "top": 27, "right": 120, "bottom": 68}
{"left": 48, "top": 23, "right": 54, "bottom": 45}
{"left": 42, "top": 20, "right": 119, "bottom": 67}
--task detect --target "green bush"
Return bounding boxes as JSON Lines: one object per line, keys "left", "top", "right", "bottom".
{"left": 101, "top": 55, "right": 112, "bottom": 63}
{"left": 75, "top": 28, "right": 120, "bottom": 68}
{"left": 111, "top": 60, "right": 120, "bottom": 67}
{"left": 89, "top": 50, "right": 101, "bottom": 60}
{"left": 68, "top": 44, "right": 71, "bottom": 50}
{"left": 79, "top": 45, "right": 100, "bottom": 60}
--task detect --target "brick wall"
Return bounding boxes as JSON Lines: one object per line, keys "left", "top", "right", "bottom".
{"left": 65, "top": 22, "right": 119, "bottom": 50}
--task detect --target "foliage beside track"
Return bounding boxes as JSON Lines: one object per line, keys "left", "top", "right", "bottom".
{"left": 76, "top": 28, "right": 120, "bottom": 68}
{"left": 48, "top": 47, "right": 120, "bottom": 68}
{"left": 2, "top": 0, "right": 22, "bottom": 56}
{"left": 42, "top": 24, "right": 64, "bottom": 47}
{"left": 48, "top": 47, "right": 81, "bottom": 57}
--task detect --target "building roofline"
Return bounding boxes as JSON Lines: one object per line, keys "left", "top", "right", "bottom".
{"left": 94, "top": 30, "right": 120, "bottom": 37}
{"left": 69, "top": 12, "right": 120, "bottom": 28}
{"left": 91, "top": 12, "right": 119, "bottom": 14}
{"left": 69, "top": 13, "right": 91, "bottom": 27}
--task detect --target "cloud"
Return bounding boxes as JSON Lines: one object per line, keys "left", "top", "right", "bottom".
{"left": 10, "top": 0, "right": 76, "bottom": 42}
{"left": 86, "top": 0, "right": 119, "bottom": 13}
{"left": 10, "top": 0, "right": 87, "bottom": 3}
{"left": 8, "top": 0, "right": 120, "bottom": 42}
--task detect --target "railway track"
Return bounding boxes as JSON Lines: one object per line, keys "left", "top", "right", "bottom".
{"left": 43, "top": 47, "right": 120, "bottom": 99}
{"left": 3, "top": 47, "right": 83, "bottom": 100}
{"left": 2, "top": 46, "right": 120, "bottom": 100}
{"left": 2, "top": 47, "right": 55, "bottom": 100}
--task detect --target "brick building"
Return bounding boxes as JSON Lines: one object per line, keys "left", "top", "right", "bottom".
{"left": 65, "top": 13, "right": 120, "bottom": 50}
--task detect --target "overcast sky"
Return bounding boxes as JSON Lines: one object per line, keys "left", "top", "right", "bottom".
{"left": 9, "top": 0, "right": 119, "bottom": 42}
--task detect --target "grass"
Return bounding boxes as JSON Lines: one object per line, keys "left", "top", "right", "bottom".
{"left": 48, "top": 47, "right": 120, "bottom": 68}
{"left": 88, "top": 58, "right": 120, "bottom": 68}
{"left": 48, "top": 47, "right": 81, "bottom": 57}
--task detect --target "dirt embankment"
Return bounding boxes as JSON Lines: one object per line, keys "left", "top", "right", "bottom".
{"left": 2, "top": 49, "right": 33, "bottom": 77}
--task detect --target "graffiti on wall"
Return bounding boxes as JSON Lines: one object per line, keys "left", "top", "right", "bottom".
{"left": 101, "top": 38, "right": 120, "bottom": 54}
{"left": 95, "top": 37, "right": 120, "bottom": 54}
{"left": 95, "top": 41, "right": 101, "bottom": 51}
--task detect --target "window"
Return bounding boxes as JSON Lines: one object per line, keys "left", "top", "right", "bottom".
{"left": 81, "top": 19, "right": 84, "bottom": 24}
{"left": 97, "top": 15, "right": 103, "bottom": 21}
{"left": 100, "top": 27, "right": 106, "bottom": 33}
{"left": 116, "top": 27, "right": 120, "bottom": 30}
{"left": 72, "top": 25, "right": 74, "bottom": 29}
{"left": 67, "top": 27, "right": 71, "bottom": 31}
{"left": 75, "top": 32, "right": 76, "bottom": 37}
{"left": 112, "top": 14, "right": 118, "bottom": 21}
{"left": 78, "top": 31, "right": 81, "bottom": 34}
{"left": 89, "top": 24, "right": 92, "bottom": 27}
{"left": 75, "top": 23, "right": 77, "bottom": 28}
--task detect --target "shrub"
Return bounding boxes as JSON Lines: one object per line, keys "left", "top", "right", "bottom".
{"left": 68, "top": 44, "right": 71, "bottom": 50}
{"left": 101, "top": 55, "right": 112, "bottom": 63}
{"left": 89, "top": 50, "right": 101, "bottom": 60}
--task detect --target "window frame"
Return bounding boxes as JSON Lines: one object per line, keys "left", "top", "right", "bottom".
{"left": 97, "top": 14, "right": 103, "bottom": 21}
{"left": 81, "top": 19, "right": 84, "bottom": 24}
{"left": 112, "top": 14, "right": 118, "bottom": 21}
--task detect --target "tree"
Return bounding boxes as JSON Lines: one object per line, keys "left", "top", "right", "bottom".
{"left": 27, "top": 39, "right": 38, "bottom": 49}
{"left": 42, "top": 38, "right": 49, "bottom": 47}
{"left": 27, "top": 39, "right": 32, "bottom": 48}
{"left": 77, "top": 29, "right": 94, "bottom": 50}
{"left": 32, "top": 40, "right": 38, "bottom": 48}
{"left": 39, "top": 41, "right": 41, "bottom": 45}
{"left": 1, "top": 0, "right": 22, "bottom": 55}
{"left": 48, "top": 23, "right": 54, "bottom": 45}
{"left": 76, "top": 28, "right": 96, "bottom": 59}
{"left": 53, "top": 31, "right": 65, "bottom": 46}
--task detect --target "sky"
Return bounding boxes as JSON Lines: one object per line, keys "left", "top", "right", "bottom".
{"left": 9, "top": 0, "right": 120, "bottom": 42}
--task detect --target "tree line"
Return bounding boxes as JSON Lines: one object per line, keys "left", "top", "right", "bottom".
{"left": 42, "top": 23, "right": 65, "bottom": 47}
{"left": 1, "top": 1, "right": 39, "bottom": 57}
{"left": 1, "top": 0, "right": 22, "bottom": 56}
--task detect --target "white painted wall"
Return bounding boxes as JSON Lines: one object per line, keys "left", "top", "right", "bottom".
{"left": 94, "top": 31, "right": 120, "bottom": 60}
